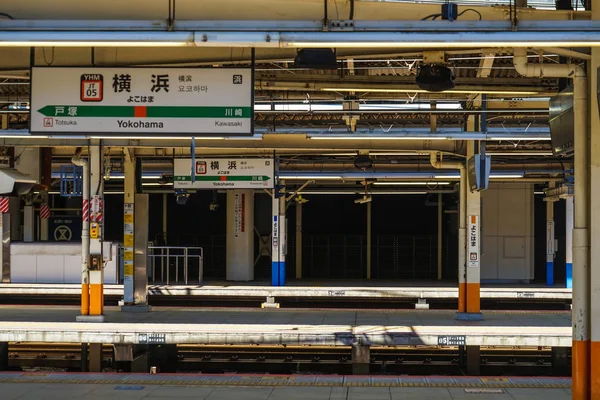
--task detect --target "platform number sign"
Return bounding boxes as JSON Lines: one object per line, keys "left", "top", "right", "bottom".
{"left": 80, "top": 74, "right": 103, "bottom": 102}
{"left": 438, "top": 335, "right": 466, "bottom": 346}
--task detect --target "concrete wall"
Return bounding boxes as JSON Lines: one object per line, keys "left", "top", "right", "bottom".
{"left": 481, "top": 183, "right": 535, "bottom": 281}
{"left": 11, "top": 242, "right": 118, "bottom": 284}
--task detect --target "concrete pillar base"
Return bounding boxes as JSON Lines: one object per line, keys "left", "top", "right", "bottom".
{"left": 76, "top": 315, "right": 105, "bottom": 323}
{"left": 89, "top": 343, "right": 103, "bottom": 372}
{"left": 351, "top": 343, "right": 370, "bottom": 375}
{"left": 415, "top": 299, "right": 429, "bottom": 309}
{"left": 455, "top": 312, "right": 484, "bottom": 321}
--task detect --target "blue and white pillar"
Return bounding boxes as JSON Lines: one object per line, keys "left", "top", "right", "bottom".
{"left": 546, "top": 196, "right": 555, "bottom": 286}
{"left": 566, "top": 196, "right": 573, "bottom": 289}
{"left": 271, "top": 186, "right": 286, "bottom": 286}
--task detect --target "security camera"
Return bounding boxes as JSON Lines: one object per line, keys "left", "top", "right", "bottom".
{"left": 175, "top": 190, "right": 190, "bottom": 205}
{"left": 354, "top": 196, "right": 372, "bottom": 204}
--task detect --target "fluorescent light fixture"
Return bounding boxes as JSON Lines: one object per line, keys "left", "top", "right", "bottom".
{"left": 142, "top": 182, "right": 173, "bottom": 187}
{"left": 89, "top": 136, "right": 226, "bottom": 140}
{"left": 434, "top": 174, "right": 461, "bottom": 179}
{"left": 0, "top": 42, "right": 190, "bottom": 47}
{"left": 287, "top": 41, "right": 600, "bottom": 49}
{"left": 373, "top": 181, "right": 450, "bottom": 186}
{"left": 490, "top": 173, "right": 524, "bottom": 178}
{"left": 320, "top": 88, "right": 540, "bottom": 95}
{"left": 487, "top": 151, "right": 553, "bottom": 156}
{"left": 308, "top": 135, "right": 448, "bottom": 140}
{"left": 321, "top": 151, "right": 433, "bottom": 156}
{"left": 299, "top": 190, "right": 427, "bottom": 195}
{"left": 487, "top": 137, "right": 552, "bottom": 141}
{"left": 280, "top": 175, "right": 342, "bottom": 180}
{"left": 0, "top": 135, "right": 49, "bottom": 139}
{"left": 48, "top": 191, "right": 124, "bottom": 195}
{"left": 535, "top": 191, "right": 545, "bottom": 195}
{"left": 107, "top": 175, "right": 163, "bottom": 180}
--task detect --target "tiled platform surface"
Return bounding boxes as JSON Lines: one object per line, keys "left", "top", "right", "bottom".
{"left": 0, "top": 281, "right": 572, "bottom": 299}
{"left": 0, "top": 306, "right": 571, "bottom": 347}
{"left": 0, "top": 373, "right": 572, "bottom": 400}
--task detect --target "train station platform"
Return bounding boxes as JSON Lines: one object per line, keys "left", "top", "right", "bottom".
{"left": 0, "top": 282, "right": 572, "bottom": 301}
{"left": 0, "top": 306, "right": 571, "bottom": 347}
{"left": 0, "top": 372, "right": 573, "bottom": 400}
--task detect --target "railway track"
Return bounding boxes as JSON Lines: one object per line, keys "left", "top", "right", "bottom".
{"left": 0, "top": 295, "right": 572, "bottom": 310}
{"left": 5, "top": 343, "right": 569, "bottom": 376}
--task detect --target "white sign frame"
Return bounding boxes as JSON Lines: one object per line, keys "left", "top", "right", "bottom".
{"left": 174, "top": 158, "right": 274, "bottom": 189}
{"left": 468, "top": 215, "right": 480, "bottom": 268}
{"left": 30, "top": 67, "right": 254, "bottom": 136}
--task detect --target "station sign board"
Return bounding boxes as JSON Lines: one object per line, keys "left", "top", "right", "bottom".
{"left": 173, "top": 158, "right": 274, "bottom": 189}
{"left": 468, "top": 215, "right": 479, "bottom": 268}
{"left": 30, "top": 67, "right": 253, "bottom": 136}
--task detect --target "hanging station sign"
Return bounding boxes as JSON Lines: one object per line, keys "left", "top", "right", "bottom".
{"left": 30, "top": 67, "right": 253, "bottom": 136}
{"left": 173, "top": 158, "right": 274, "bottom": 189}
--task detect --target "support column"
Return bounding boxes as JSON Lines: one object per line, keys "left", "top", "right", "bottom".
{"left": 123, "top": 154, "right": 135, "bottom": 304}
{"left": 566, "top": 196, "right": 573, "bottom": 289}
{"left": 0, "top": 342, "right": 7, "bottom": 371}
{"left": 89, "top": 343, "right": 102, "bottom": 372}
{"left": 588, "top": 17, "right": 600, "bottom": 397}
{"left": 458, "top": 168, "right": 467, "bottom": 313}
{"left": 437, "top": 193, "right": 443, "bottom": 280}
{"left": 122, "top": 151, "right": 150, "bottom": 312}
{"left": 23, "top": 204, "right": 34, "bottom": 242}
{"left": 80, "top": 343, "right": 88, "bottom": 372}
{"left": 465, "top": 346, "right": 481, "bottom": 375}
{"left": 546, "top": 185, "right": 555, "bottom": 286}
{"left": 88, "top": 145, "right": 104, "bottom": 319}
{"left": 226, "top": 189, "right": 254, "bottom": 281}
{"left": 351, "top": 342, "right": 370, "bottom": 375}
{"left": 457, "top": 140, "right": 482, "bottom": 320}
{"left": 366, "top": 201, "right": 372, "bottom": 280}
{"left": 162, "top": 193, "right": 168, "bottom": 244}
{"left": 575, "top": 44, "right": 591, "bottom": 398}
{"left": 295, "top": 201, "right": 302, "bottom": 279}
{"left": 271, "top": 187, "right": 286, "bottom": 286}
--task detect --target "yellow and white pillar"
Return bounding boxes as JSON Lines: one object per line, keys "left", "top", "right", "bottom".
{"left": 123, "top": 153, "right": 135, "bottom": 304}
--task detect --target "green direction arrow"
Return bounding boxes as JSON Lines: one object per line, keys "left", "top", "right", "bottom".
{"left": 174, "top": 175, "right": 271, "bottom": 182}
{"left": 37, "top": 105, "right": 252, "bottom": 118}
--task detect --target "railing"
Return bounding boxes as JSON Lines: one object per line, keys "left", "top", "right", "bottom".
{"left": 148, "top": 246, "right": 203, "bottom": 285}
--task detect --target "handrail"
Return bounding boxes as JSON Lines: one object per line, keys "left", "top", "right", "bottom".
{"left": 117, "top": 245, "right": 203, "bottom": 285}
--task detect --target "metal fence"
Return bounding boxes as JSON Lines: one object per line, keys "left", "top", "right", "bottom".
{"left": 118, "top": 245, "right": 204, "bottom": 284}
{"left": 146, "top": 233, "right": 458, "bottom": 281}
{"left": 148, "top": 246, "right": 204, "bottom": 285}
